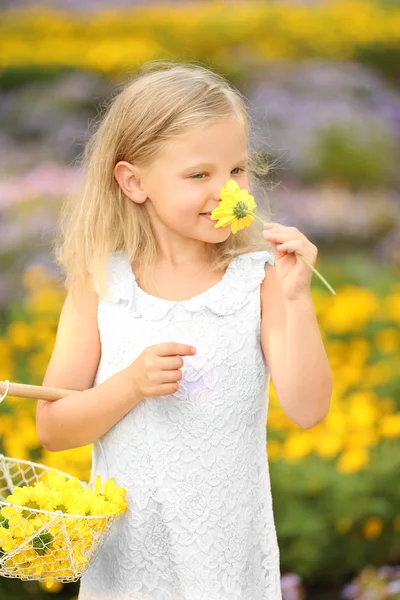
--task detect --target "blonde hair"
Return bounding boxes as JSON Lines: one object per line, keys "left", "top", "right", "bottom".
{"left": 53, "top": 60, "right": 276, "bottom": 301}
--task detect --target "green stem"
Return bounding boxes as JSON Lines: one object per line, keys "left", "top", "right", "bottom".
{"left": 249, "top": 212, "right": 268, "bottom": 226}
{"left": 246, "top": 211, "right": 336, "bottom": 296}
{"left": 295, "top": 254, "right": 336, "bottom": 296}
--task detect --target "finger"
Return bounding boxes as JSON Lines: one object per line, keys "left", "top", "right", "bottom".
{"left": 263, "top": 229, "right": 299, "bottom": 242}
{"left": 156, "top": 342, "right": 196, "bottom": 357}
{"left": 276, "top": 240, "right": 303, "bottom": 253}
{"left": 263, "top": 222, "right": 281, "bottom": 229}
{"left": 156, "top": 382, "right": 180, "bottom": 395}
{"left": 159, "top": 356, "right": 184, "bottom": 370}
{"left": 160, "top": 369, "right": 183, "bottom": 384}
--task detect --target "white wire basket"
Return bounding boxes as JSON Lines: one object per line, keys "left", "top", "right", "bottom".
{"left": 0, "top": 379, "right": 121, "bottom": 585}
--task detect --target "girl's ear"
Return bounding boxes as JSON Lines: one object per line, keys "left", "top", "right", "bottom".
{"left": 113, "top": 161, "right": 147, "bottom": 205}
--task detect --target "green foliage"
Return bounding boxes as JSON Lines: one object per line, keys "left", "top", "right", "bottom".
{"left": 0, "top": 66, "right": 78, "bottom": 92}
{"left": 271, "top": 439, "right": 400, "bottom": 584}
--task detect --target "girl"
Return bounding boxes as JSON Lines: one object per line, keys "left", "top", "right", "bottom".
{"left": 36, "top": 61, "right": 332, "bottom": 600}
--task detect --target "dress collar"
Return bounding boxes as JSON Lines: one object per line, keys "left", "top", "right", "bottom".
{"left": 102, "top": 250, "right": 274, "bottom": 320}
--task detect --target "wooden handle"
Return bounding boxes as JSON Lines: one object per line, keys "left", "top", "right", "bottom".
{"left": 0, "top": 380, "right": 82, "bottom": 402}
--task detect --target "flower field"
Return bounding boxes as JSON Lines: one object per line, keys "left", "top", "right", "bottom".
{"left": 0, "top": 1, "right": 400, "bottom": 598}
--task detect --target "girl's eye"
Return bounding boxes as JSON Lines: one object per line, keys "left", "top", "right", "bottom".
{"left": 190, "top": 167, "right": 245, "bottom": 180}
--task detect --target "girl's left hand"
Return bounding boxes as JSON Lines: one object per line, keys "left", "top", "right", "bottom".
{"left": 263, "top": 222, "right": 318, "bottom": 302}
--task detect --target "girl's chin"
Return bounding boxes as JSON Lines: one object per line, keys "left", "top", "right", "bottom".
{"left": 204, "top": 226, "right": 231, "bottom": 242}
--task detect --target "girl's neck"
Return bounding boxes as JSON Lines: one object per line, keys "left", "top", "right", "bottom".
{"left": 133, "top": 258, "right": 226, "bottom": 302}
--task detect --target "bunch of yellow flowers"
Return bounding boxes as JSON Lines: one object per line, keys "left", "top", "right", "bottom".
{"left": 0, "top": 469, "right": 127, "bottom": 588}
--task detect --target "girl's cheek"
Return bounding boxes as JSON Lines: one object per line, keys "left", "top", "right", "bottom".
{"left": 181, "top": 195, "right": 203, "bottom": 215}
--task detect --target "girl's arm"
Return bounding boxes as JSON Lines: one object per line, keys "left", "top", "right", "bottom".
{"left": 37, "top": 370, "right": 142, "bottom": 452}
{"left": 36, "top": 279, "right": 142, "bottom": 451}
{"left": 261, "top": 264, "right": 332, "bottom": 429}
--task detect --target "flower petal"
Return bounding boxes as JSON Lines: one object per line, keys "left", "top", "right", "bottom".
{"left": 216, "top": 215, "right": 237, "bottom": 227}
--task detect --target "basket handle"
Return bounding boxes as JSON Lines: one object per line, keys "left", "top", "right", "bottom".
{"left": 0, "top": 380, "right": 109, "bottom": 487}
{"left": 0, "top": 379, "right": 79, "bottom": 403}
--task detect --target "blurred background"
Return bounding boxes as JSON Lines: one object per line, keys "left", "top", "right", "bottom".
{"left": 0, "top": 1, "right": 399, "bottom": 598}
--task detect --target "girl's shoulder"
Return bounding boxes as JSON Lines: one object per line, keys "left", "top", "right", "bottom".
{"left": 212, "top": 248, "right": 275, "bottom": 298}
{"left": 231, "top": 250, "right": 275, "bottom": 277}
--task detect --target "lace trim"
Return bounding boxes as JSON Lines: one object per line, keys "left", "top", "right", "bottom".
{"left": 101, "top": 250, "right": 275, "bottom": 320}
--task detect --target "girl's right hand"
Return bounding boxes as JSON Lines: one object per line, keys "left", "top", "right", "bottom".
{"left": 123, "top": 342, "right": 196, "bottom": 400}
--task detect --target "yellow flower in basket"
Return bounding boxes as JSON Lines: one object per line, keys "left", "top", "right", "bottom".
{"left": 0, "top": 466, "right": 127, "bottom": 589}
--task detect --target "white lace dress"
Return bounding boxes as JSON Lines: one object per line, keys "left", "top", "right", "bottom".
{"left": 78, "top": 249, "right": 282, "bottom": 600}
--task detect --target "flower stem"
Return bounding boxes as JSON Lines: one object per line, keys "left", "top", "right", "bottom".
{"left": 295, "top": 254, "right": 336, "bottom": 296}
{"left": 248, "top": 212, "right": 266, "bottom": 226}
{"left": 246, "top": 211, "right": 336, "bottom": 296}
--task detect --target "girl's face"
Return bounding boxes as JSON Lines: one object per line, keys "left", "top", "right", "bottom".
{"left": 115, "top": 117, "right": 249, "bottom": 255}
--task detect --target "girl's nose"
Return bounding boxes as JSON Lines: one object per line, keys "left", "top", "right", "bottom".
{"left": 214, "top": 179, "right": 229, "bottom": 198}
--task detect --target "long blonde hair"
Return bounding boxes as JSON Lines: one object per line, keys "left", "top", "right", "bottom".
{"left": 53, "top": 60, "right": 276, "bottom": 301}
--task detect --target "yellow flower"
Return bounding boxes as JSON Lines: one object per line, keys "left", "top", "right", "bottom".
{"left": 363, "top": 517, "right": 384, "bottom": 540}
{"left": 0, "top": 470, "right": 128, "bottom": 582}
{"left": 1, "top": 505, "right": 38, "bottom": 538}
{"left": 283, "top": 432, "right": 313, "bottom": 461}
{"left": 39, "top": 580, "right": 64, "bottom": 593}
{"left": 0, "top": 524, "right": 19, "bottom": 552}
{"left": 211, "top": 179, "right": 336, "bottom": 296}
{"left": 337, "top": 448, "right": 369, "bottom": 474}
{"left": 93, "top": 475, "right": 128, "bottom": 515}
{"left": 40, "top": 469, "right": 68, "bottom": 492}
{"left": 7, "top": 481, "right": 55, "bottom": 514}
{"left": 380, "top": 414, "right": 400, "bottom": 439}
{"left": 210, "top": 179, "right": 257, "bottom": 233}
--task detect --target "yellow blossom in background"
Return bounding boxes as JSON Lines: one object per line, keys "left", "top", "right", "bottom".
{"left": 6, "top": 321, "right": 32, "bottom": 350}
{"left": 39, "top": 579, "right": 64, "bottom": 593}
{"left": 364, "top": 360, "right": 396, "bottom": 387}
{"left": 312, "top": 431, "right": 342, "bottom": 459}
{"left": 379, "top": 398, "right": 397, "bottom": 415}
{"left": 0, "top": 2, "right": 399, "bottom": 74}
{"left": 347, "top": 392, "right": 378, "bottom": 429}
{"left": 40, "top": 444, "right": 93, "bottom": 482}
{"left": 380, "top": 414, "right": 400, "bottom": 439}
{"left": 0, "top": 337, "right": 14, "bottom": 382}
{"left": 346, "top": 338, "right": 371, "bottom": 364}
{"left": 363, "top": 517, "right": 384, "bottom": 540}
{"left": 374, "top": 328, "right": 400, "bottom": 354}
{"left": 345, "top": 431, "right": 379, "bottom": 450}
{"left": 267, "top": 440, "right": 282, "bottom": 460}
{"left": 337, "top": 363, "right": 363, "bottom": 389}
{"left": 283, "top": 433, "right": 313, "bottom": 462}
{"left": 385, "top": 291, "right": 400, "bottom": 325}
{"left": 337, "top": 448, "right": 370, "bottom": 474}
{"left": 322, "top": 287, "right": 380, "bottom": 334}
{"left": 25, "top": 287, "right": 65, "bottom": 315}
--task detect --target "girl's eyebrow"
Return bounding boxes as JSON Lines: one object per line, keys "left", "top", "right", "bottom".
{"left": 183, "top": 156, "right": 248, "bottom": 171}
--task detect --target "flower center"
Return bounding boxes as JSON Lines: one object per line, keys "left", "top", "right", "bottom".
{"left": 22, "top": 501, "right": 41, "bottom": 519}
{"left": 233, "top": 202, "right": 248, "bottom": 219}
{"left": 33, "top": 531, "right": 53, "bottom": 555}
